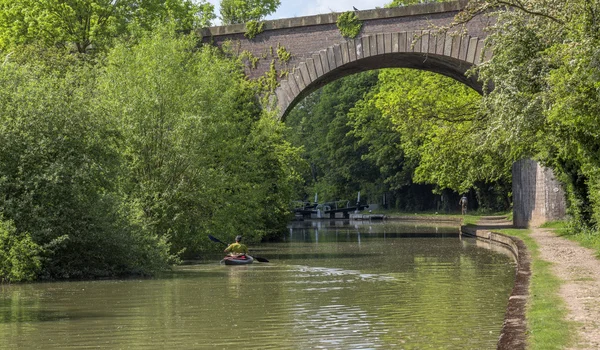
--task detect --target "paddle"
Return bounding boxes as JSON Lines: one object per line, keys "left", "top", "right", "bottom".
{"left": 208, "top": 234, "right": 269, "bottom": 262}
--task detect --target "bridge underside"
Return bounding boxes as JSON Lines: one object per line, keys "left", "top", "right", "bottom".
{"left": 273, "top": 32, "right": 489, "bottom": 120}
{"left": 280, "top": 52, "right": 484, "bottom": 119}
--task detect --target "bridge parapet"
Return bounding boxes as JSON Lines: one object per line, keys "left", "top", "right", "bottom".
{"left": 201, "top": 1, "right": 469, "bottom": 37}
{"left": 200, "top": 0, "right": 487, "bottom": 81}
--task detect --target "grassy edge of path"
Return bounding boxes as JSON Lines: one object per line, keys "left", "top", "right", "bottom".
{"left": 497, "top": 227, "right": 573, "bottom": 350}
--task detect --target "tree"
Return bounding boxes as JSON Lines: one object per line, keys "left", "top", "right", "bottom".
{"left": 285, "top": 72, "right": 380, "bottom": 202}
{"left": 347, "top": 68, "right": 511, "bottom": 211}
{"left": 285, "top": 66, "right": 511, "bottom": 212}
{"left": 0, "top": 48, "right": 175, "bottom": 279}
{"left": 377, "top": 69, "right": 508, "bottom": 192}
{"left": 347, "top": 82, "right": 422, "bottom": 210}
{"left": 0, "top": 23, "right": 303, "bottom": 280}
{"left": 219, "top": 0, "right": 280, "bottom": 25}
{"left": 0, "top": 218, "right": 41, "bottom": 283}
{"left": 0, "top": 0, "right": 215, "bottom": 53}
{"left": 98, "top": 25, "right": 302, "bottom": 253}
{"left": 455, "top": 0, "right": 600, "bottom": 228}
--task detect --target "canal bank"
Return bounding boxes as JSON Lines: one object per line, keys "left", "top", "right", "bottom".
{"left": 460, "top": 216, "right": 600, "bottom": 350}
{"left": 530, "top": 228, "right": 600, "bottom": 349}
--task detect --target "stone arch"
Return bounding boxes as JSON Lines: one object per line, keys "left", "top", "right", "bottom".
{"left": 273, "top": 31, "right": 489, "bottom": 120}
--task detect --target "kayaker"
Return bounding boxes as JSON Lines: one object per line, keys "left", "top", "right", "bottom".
{"left": 224, "top": 235, "right": 249, "bottom": 257}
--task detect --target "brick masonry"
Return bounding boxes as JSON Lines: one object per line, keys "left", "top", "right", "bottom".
{"left": 200, "top": 1, "right": 484, "bottom": 77}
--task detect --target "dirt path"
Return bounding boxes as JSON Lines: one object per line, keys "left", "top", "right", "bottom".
{"left": 531, "top": 228, "right": 600, "bottom": 349}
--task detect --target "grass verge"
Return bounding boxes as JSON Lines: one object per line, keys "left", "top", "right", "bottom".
{"left": 498, "top": 228, "right": 573, "bottom": 350}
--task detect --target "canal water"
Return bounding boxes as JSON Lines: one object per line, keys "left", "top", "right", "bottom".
{"left": 1, "top": 220, "right": 516, "bottom": 349}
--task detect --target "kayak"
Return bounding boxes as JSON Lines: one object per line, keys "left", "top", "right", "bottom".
{"left": 221, "top": 255, "right": 254, "bottom": 265}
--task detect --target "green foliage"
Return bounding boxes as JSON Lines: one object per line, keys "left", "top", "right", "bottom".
{"left": 99, "top": 26, "right": 301, "bottom": 252}
{"left": 0, "top": 0, "right": 216, "bottom": 53}
{"left": 255, "top": 60, "right": 280, "bottom": 96}
{"left": 347, "top": 81, "right": 414, "bottom": 193}
{"left": 540, "top": 220, "right": 568, "bottom": 230}
{"left": 285, "top": 66, "right": 511, "bottom": 212}
{"left": 244, "top": 20, "right": 264, "bottom": 39}
{"left": 0, "top": 218, "right": 42, "bottom": 283}
{"left": 276, "top": 43, "right": 291, "bottom": 63}
{"left": 245, "top": 115, "right": 305, "bottom": 236}
{"left": 220, "top": 0, "right": 280, "bottom": 25}
{"left": 336, "top": 12, "right": 362, "bottom": 38}
{"left": 563, "top": 226, "right": 600, "bottom": 259}
{"left": 285, "top": 71, "right": 382, "bottom": 202}
{"left": 461, "top": 0, "right": 600, "bottom": 231}
{"left": 240, "top": 50, "right": 261, "bottom": 68}
{"left": 348, "top": 68, "right": 512, "bottom": 210}
{"left": 0, "top": 48, "right": 176, "bottom": 280}
{"left": 0, "top": 22, "right": 303, "bottom": 280}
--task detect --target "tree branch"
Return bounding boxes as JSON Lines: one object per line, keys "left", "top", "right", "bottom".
{"left": 446, "top": 0, "right": 564, "bottom": 32}
{"left": 496, "top": 0, "right": 564, "bottom": 24}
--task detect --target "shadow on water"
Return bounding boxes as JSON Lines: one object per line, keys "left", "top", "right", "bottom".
{"left": 0, "top": 308, "right": 116, "bottom": 324}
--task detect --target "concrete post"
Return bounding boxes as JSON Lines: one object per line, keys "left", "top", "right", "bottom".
{"left": 512, "top": 159, "right": 566, "bottom": 228}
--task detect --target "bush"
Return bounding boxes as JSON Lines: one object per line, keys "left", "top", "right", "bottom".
{"left": 0, "top": 48, "right": 175, "bottom": 280}
{"left": 0, "top": 218, "right": 42, "bottom": 283}
{"left": 336, "top": 12, "right": 362, "bottom": 38}
{"left": 245, "top": 20, "right": 264, "bottom": 39}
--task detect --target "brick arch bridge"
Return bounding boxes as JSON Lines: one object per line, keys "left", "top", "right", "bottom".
{"left": 201, "top": 0, "right": 565, "bottom": 228}
{"left": 201, "top": 1, "right": 488, "bottom": 119}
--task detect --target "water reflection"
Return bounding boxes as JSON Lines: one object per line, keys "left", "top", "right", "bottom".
{"left": 1, "top": 220, "right": 516, "bottom": 349}
{"left": 286, "top": 219, "right": 461, "bottom": 243}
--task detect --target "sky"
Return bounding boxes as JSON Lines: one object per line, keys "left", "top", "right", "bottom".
{"left": 207, "top": 0, "right": 391, "bottom": 25}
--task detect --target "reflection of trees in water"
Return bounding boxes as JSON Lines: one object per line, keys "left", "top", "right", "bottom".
{"left": 285, "top": 220, "right": 461, "bottom": 244}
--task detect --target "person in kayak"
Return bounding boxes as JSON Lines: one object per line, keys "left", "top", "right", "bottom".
{"left": 224, "top": 235, "right": 249, "bottom": 257}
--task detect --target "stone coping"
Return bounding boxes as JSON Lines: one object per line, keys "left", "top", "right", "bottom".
{"left": 201, "top": 0, "right": 465, "bottom": 37}
{"left": 461, "top": 225, "right": 530, "bottom": 350}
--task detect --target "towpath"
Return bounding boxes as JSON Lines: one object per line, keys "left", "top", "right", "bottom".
{"left": 531, "top": 228, "right": 600, "bottom": 349}
{"left": 477, "top": 216, "right": 600, "bottom": 349}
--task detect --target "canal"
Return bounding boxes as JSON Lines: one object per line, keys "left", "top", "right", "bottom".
{"left": 1, "top": 220, "right": 516, "bottom": 349}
